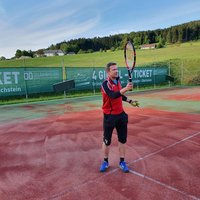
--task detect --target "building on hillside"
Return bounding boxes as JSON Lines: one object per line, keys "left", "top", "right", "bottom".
{"left": 140, "top": 44, "right": 156, "bottom": 49}
{"left": 18, "top": 56, "right": 32, "bottom": 59}
{"left": 43, "top": 50, "right": 64, "bottom": 57}
{"left": 67, "top": 52, "right": 75, "bottom": 55}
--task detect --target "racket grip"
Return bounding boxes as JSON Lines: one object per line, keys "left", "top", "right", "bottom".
{"left": 128, "top": 70, "right": 132, "bottom": 83}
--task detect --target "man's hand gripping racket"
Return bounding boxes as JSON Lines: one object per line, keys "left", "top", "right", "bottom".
{"left": 124, "top": 41, "right": 140, "bottom": 107}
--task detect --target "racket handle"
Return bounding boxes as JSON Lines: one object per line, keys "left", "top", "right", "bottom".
{"left": 128, "top": 70, "right": 132, "bottom": 83}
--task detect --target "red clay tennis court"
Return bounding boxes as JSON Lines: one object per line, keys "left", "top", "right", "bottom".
{"left": 0, "top": 86, "right": 200, "bottom": 200}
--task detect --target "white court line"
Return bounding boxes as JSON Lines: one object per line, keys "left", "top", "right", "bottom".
{"left": 126, "top": 131, "right": 200, "bottom": 200}
{"left": 129, "top": 131, "right": 200, "bottom": 165}
{"left": 47, "top": 168, "right": 120, "bottom": 200}
{"left": 48, "top": 131, "right": 200, "bottom": 199}
{"left": 129, "top": 169, "right": 200, "bottom": 200}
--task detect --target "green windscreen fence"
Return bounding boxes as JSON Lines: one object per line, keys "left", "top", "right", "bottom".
{"left": 0, "top": 67, "right": 62, "bottom": 97}
{"left": 66, "top": 66, "right": 169, "bottom": 90}
{"left": 0, "top": 65, "right": 168, "bottom": 97}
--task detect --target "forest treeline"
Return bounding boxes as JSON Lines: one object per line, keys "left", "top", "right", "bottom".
{"left": 4, "top": 20, "right": 199, "bottom": 59}
{"left": 47, "top": 20, "right": 200, "bottom": 54}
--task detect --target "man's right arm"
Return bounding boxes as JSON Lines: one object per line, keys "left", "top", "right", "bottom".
{"left": 102, "top": 81, "right": 133, "bottom": 99}
{"left": 102, "top": 81, "right": 121, "bottom": 99}
{"left": 120, "top": 82, "right": 133, "bottom": 95}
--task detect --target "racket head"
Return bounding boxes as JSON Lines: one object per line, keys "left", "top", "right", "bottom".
{"left": 124, "top": 41, "right": 136, "bottom": 72}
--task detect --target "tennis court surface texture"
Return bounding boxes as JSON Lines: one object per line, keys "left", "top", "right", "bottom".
{"left": 0, "top": 86, "right": 200, "bottom": 200}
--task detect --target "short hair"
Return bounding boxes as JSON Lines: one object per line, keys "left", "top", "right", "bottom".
{"left": 105, "top": 62, "right": 117, "bottom": 72}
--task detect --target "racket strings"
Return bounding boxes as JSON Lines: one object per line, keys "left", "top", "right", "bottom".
{"left": 125, "top": 43, "right": 135, "bottom": 69}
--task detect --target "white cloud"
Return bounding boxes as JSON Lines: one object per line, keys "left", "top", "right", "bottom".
{"left": 0, "top": 0, "right": 199, "bottom": 58}
{"left": 0, "top": 12, "right": 100, "bottom": 58}
{"left": 0, "top": 1, "right": 101, "bottom": 58}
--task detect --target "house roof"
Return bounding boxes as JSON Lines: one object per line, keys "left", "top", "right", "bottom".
{"left": 44, "top": 50, "right": 64, "bottom": 54}
{"left": 140, "top": 44, "right": 156, "bottom": 48}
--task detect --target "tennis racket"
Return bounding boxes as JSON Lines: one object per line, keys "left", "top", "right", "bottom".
{"left": 124, "top": 41, "right": 136, "bottom": 82}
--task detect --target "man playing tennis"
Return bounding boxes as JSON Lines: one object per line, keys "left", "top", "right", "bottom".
{"left": 100, "top": 62, "right": 137, "bottom": 173}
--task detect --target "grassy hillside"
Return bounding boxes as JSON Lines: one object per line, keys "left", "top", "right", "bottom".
{"left": 0, "top": 41, "right": 200, "bottom": 68}
{"left": 0, "top": 41, "right": 199, "bottom": 104}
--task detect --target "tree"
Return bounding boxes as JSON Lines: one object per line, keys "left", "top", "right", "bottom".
{"left": 166, "top": 30, "right": 173, "bottom": 43}
{"left": 35, "top": 20, "right": 200, "bottom": 54}
{"left": 87, "top": 49, "right": 94, "bottom": 53}
{"left": 171, "top": 28, "right": 178, "bottom": 43}
{"left": 143, "top": 34, "right": 149, "bottom": 44}
{"left": 69, "top": 44, "right": 79, "bottom": 53}
{"left": 15, "top": 49, "right": 22, "bottom": 58}
{"left": 120, "top": 35, "right": 129, "bottom": 49}
{"left": 60, "top": 43, "right": 69, "bottom": 53}
{"left": 110, "top": 47, "right": 115, "bottom": 51}
{"left": 0, "top": 56, "right": 6, "bottom": 60}
{"left": 77, "top": 49, "right": 85, "bottom": 54}
{"left": 36, "top": 49, "right": 44, "bottom": 57}
{"left": 49, "top": 44, "right": 56, "bottom": 50}
{"left": 133, "top": 36, "right": 141, "bottom": 48}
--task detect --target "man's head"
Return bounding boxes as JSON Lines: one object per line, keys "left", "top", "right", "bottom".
{"left": 106, "top": 62, "right": 118, "bottom": 80}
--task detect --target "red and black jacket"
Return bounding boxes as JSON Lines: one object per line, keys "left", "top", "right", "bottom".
{"left": 101, "top": 77, "right": 127, "bottom": 115}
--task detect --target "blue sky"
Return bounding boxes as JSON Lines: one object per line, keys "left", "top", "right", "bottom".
{"left": 0, "top": 0, "right": 199, "bottom": 58}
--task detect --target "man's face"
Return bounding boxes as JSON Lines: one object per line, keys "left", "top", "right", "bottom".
{"left": 108, "top": 65, "right": 118, "bottom": 79}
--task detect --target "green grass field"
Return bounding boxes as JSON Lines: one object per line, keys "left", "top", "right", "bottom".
{"left": 0, "top": 41, "right": 200, "bottom": 68}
